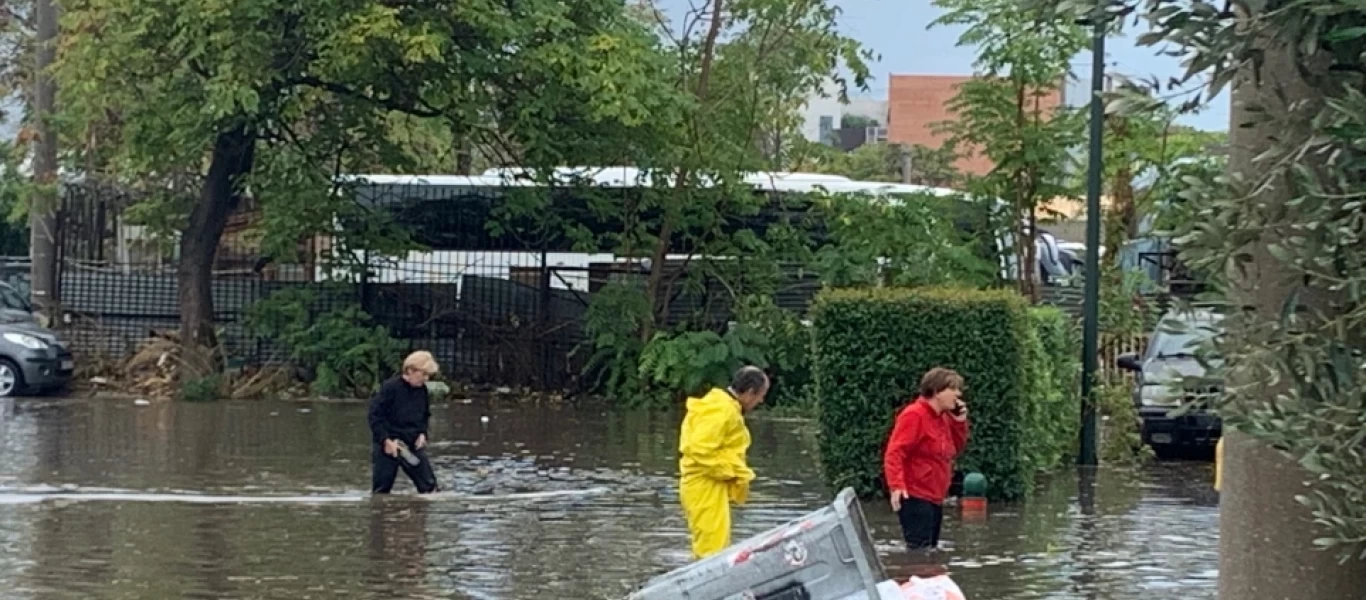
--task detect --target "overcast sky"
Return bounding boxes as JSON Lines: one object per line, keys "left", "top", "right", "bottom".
{"left": 0, "top": 95, "right": 19, "bottom": 142}
{"left": 659, "top": 0, "right": 1230, "bottom": 132}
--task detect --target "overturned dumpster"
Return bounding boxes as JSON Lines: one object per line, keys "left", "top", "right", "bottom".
{"left": 629, "top": 487, "right": 907, "bottom": 600}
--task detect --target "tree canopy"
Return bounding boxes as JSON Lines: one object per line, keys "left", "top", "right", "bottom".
{"left": 933, "top": 0, "right": 1088, "bottom": 299}
{"left": 794, "top": 141, "right": 962, "bottom": 187}
{"left": 54, "top": 0, "right": 681, "bottom": 359}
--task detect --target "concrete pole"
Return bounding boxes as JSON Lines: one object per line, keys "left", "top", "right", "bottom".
{"left": 29, "top": 0, "right": 60, "bottom": 319}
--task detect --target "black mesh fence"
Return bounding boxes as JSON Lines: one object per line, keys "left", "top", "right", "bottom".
{"left": 57, "top": 181, "right": 264, "bottom": 366}
{"left": 53, "top": 180, "right": 823, "bottom": 391}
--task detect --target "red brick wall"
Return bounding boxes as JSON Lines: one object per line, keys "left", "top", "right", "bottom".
{"left": 886, "top": 74, "right": 1064, "bottom": 177}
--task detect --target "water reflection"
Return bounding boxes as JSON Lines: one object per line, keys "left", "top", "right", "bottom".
{"left": 0, "top": 398, "right": 1217, "bottom": 599}
{"left": 367, "top": 501, "right": 430, "bottom": 595}
{"left": 868, "top": 465, "right": 1218, "bottom": 600}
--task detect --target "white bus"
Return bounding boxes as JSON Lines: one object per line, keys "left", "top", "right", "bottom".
{"left": 331, "top": 166, "right": 1069, "bottom": 292}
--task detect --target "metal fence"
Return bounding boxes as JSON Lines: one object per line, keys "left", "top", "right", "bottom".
{"left": 1099, "top": 332, "right": 1148, "bottom": 385}
{"left": 52, "top": 181, "right": 823, "bottom": 391}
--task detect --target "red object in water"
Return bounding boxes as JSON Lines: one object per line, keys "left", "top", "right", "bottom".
{"left": 960, "top": 497, "right": 987, "bottom": 524}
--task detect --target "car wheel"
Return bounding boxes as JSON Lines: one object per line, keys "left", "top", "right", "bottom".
{"left": 0, "top": 359, "right": 23, "bottom": 398}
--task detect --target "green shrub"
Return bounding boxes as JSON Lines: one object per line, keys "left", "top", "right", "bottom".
{"left": 246, "top": 288, "right": 405, "bottom": 398}
{"left": 811, "top": 286, "right": 1079, "bottom": 501}
{"left": 1098, "top": 380, "right": 1152, "bottom": 465}
{"left": 1024, "top": 306, "right": 1082, "bottom": 470}
{"left": 638, "top": 326, "right": 769, "bottom": 400}
{"left": 735, "top": 295, "right": 815, "bottom": 409}
{"left": 577, "top": 280, "right": 653, "bottom": 402}
{"left": 579, "top": 284, "right": 782, "bottom": 408}
{"left": 178, "top": 373, "right": 223, "bottom": 402}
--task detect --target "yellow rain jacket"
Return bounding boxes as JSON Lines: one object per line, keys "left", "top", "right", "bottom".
{"left": 678, "top": 387, "right": 755, "bottom": 559}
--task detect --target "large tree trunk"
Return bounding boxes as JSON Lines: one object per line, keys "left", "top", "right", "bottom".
{"left": 177, "top": 126, "right": 256, "bottom": 372}
{"left": 1219, "top": 28, "right": 1366, "bottom": 600}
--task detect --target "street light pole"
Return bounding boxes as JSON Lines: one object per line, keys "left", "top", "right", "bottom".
{"left": 1078, "top": 16, "right": 1106, "bottom": 467}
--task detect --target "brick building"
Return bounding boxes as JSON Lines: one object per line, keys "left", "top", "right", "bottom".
{"left": 886, "top": 74, "right": 1064, "bottom": 176}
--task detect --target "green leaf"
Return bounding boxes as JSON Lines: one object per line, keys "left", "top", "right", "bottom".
{"left": 1323, "top": 26, "right": 1366, "bottom": 43}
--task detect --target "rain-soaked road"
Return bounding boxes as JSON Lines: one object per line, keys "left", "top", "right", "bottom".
{"left": 0, "top": 396, "right": 1219, "bottom": 599}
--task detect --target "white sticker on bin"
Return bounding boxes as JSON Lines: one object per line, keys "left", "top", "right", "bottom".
{"left": 783, "top": 539, "right": 808, "bottom": 567}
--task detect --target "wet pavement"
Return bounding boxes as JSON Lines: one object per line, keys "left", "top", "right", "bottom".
{"left": 0, "top": 397, "right": 1218, "bottom": 599}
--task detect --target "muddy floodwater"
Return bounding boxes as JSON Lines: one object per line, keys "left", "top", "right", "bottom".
{"left": 0, "top": 397, "right": 1219, "bottom": 599}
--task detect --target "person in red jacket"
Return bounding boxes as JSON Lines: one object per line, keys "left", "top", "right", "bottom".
{"left": 883, "top": 367, "right": 971, "bottom": 550}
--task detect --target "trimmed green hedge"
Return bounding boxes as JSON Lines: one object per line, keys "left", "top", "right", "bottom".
{"left": 1026, "top": 306, "right": 1081, "bottom": 470}
{"left": 811, "top": 287, "right": 1080, "bottom": 501}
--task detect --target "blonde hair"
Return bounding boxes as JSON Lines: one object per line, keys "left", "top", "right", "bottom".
{"left": 403, "top": 350, "right": 440, "bottom": 375}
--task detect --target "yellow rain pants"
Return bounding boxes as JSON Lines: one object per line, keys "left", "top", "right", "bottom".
{"left": 1214, "top": 436, "right": 1224, "bottom": 492}
{"left": 678, "top": 387, "right": 755, "bottom": 559}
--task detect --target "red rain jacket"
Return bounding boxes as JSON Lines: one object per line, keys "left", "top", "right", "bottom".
{"left": 883, "top": 398, "right": 970, "bottom": 505}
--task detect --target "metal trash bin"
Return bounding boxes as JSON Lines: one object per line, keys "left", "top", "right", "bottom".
{"left": 629, "top": 487, "right": 889, "bottom": 600}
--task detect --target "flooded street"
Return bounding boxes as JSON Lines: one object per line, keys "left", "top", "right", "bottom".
{"left": 0, "top": 397, "right": 1218, "bottom": 599}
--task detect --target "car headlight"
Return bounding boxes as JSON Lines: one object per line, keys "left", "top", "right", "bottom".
{"left": 1139, "top": 384, "right": 1181, "bottom": 407}
{"left": 3, "top": 332, "right": 48, "bottom": 350}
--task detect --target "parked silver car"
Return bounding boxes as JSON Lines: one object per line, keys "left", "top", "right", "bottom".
{"left": 1116, "top": 308, "right": 1223, "bottom": 459}
{"left": 0, "top": 282, "right": 74, "bottom": 397}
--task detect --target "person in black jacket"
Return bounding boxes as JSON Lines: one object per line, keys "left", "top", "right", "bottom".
{"left": 368, "top": 351, "right": 441, "bottom": 494}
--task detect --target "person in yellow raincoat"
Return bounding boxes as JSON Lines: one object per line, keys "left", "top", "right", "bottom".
{"left": 678, "top": 366, "right": 770, "bottom": 559}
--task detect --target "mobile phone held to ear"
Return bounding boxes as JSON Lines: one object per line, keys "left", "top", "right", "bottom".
{"left": 952, "top": 401, "right": 966, "bottom": 416}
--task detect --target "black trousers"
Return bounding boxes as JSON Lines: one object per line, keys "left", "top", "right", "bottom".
{"left": 897, "top": 497, "right": 944, "bottom": 550}
{"left": 371, "top": 443, "right": 439, "bottom": 494}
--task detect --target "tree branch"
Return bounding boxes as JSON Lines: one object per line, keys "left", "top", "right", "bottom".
{"left": 291, "top": 75, "right": 443, "bottom": 118}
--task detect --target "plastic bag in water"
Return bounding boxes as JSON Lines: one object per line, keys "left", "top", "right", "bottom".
{"left": 898, "top": 575, "right": 965, "bottom": 600}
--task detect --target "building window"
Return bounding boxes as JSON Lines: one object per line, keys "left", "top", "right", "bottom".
{"left": 818, "top": 115, "right": 834, "bottom": 144}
